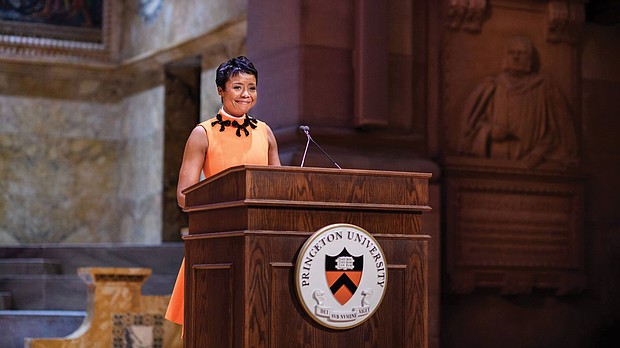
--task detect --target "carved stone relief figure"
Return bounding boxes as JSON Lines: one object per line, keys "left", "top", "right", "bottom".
{"left": 458, "top": 35, "right": 579, "bottom": 169}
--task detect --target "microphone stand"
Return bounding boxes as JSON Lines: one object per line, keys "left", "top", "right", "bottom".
{"left": 301, "top": 131, "right": 311, "bottom": 167}
{"left": 300, "top": 126, "right": 341, "bottom": 169}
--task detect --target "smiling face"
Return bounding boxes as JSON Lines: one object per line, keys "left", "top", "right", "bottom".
{"left": 218, "top": 73, "right": 257, "bottom": 117}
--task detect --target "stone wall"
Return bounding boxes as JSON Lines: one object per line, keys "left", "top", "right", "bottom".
{"left": 0, "top": 70, "right": 168, "bottom": 244}
{"left": 0, "top": 85, "right": 122, "bottom": 243}
{"left": 120, "top": 0, "right": 246, "bottom": 60}
{"left": 438, "top": 1, "right": 620, "bottom": 348}
{"left": 0, "top": 0, "right": 247, "bottom": 244}
{"left": 117, "top": 86, "right": 165, "bottom": 243}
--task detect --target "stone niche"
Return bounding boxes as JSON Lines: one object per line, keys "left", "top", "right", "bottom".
{"left": 444, "top": 157, "right": 585, "bottom": 295}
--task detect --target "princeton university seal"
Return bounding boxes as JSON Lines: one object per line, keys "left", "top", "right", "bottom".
{"left": 295, "top": 224, "right": 388, "bottom": 329}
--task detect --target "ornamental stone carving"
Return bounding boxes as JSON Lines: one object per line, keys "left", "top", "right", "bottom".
{"left": 446, "top": 0, "right": 488, "bottom": 33}
{"left": 547, "top": 1, "right": 585, "bottom": 44}
{"left": 458, "top": 35, "right": 579, "bottom": 170}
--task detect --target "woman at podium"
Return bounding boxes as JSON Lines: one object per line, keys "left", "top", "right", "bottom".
{"left": 165, "top": 56, "right": 281, "bottom": 329}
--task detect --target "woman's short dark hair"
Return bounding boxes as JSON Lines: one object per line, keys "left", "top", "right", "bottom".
{"left": 215, "top": 56, "right": 258, "bottom": 90}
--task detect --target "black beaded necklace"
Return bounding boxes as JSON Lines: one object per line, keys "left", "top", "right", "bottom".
{"left": 211, "top": 113, "right": 258, "bottom": 137}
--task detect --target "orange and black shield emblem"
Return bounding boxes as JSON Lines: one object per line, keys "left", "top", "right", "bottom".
{"left": 325, "top": 248, "right": 363, "bottom": 305}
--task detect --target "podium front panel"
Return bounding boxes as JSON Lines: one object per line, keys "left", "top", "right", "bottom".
{"left": 185, "top": 232, "right": 428, "bottom": 347}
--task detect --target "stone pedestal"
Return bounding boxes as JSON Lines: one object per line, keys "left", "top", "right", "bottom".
{"left": 24, "top": 267, "right": 182, "bottom": 348}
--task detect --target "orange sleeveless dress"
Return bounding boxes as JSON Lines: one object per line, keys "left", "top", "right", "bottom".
{"left": 165, "top": 112, "right": 270, "bottom": 327}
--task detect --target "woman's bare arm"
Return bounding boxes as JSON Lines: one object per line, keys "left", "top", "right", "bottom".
{"left": 177, "top": 126, "right": 208, "bottom": 208}
{"left": 266, "top": 125, "right": 281, "bottom": 166}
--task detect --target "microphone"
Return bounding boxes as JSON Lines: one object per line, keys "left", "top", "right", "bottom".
{"left": 298, "top": 125, "right": 341, "bottom": 169}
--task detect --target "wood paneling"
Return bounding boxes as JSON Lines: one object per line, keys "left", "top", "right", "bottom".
{"left": 184, "top": 166, "right": 431, "bottom": 347}
{"left": 186, "top": 232, "right": 428, "bottom": 347}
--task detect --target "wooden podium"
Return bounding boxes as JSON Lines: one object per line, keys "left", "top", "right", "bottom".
{"left": 182, "top": 165, "right": 431, "bottom": 347}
